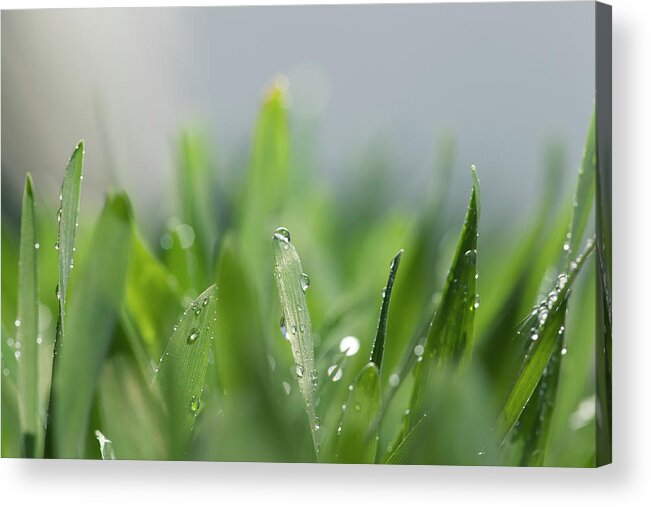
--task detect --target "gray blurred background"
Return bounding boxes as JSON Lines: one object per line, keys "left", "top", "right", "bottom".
{"left": 1, "top": 2, "right": 595, "bottom": 227}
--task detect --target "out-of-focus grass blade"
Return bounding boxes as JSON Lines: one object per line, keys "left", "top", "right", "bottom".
{"left": 51, "top": 192, "right": 133, "bottom": 458}
{"left": 99, "top": 353, "right": 166, "bottom": 460}
{"left": 370, "top": 250, "right": 403, "bottom": 371}
{"left": 14, "top": 175, "right": 40, "bottom": 457}
{"left": 1, "top": 324, "right": 21, "bottom": 457}
{"left": 213, "top": 234, "right": 266, "bottom": 394}
{"left": 94, "top": 430, "right": 116, "bottom": 460}
{"left": 1, "top": 219, "right": 19, "bottom": 331}
{"left": 239, "top": 79, "right": 290, "bottom": 286}
{"left": 494, "top": 239, "right": 595, "bottom": 446}
{"left": 408, "top": 166, "right": 480, "bottom": 425}
{"left": 332, "top": 363, "right": 381, "bottom": 463}
{"left": 271, "top": 227, "right": 319, "bottom": 458}
{"left": 176, "top": 129, "right": 217, "bottom": 285}
{"left": 153, "top": 284, "right": 217, "bottom": 459}
{"left": 125, "top": 233, "right": 184, "bottom": 360}
{"left": 163, "top": 220, "right": 202, "bottom": 294}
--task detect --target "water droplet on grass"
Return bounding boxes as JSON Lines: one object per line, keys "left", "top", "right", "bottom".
{"left": 187, "top": 328, "right": 200, "bottom": 344}
{"left": 282, "top": 381, "right": 291, "bottom": 395}
{"left": 389, "top": 373, "right": 400, "bottom": 387}
{"left": 414, "top": 344, "right": 424, "bottom": 357}
{"left": 295, "top": 365, "right": 304, "bottom": 378}
{"left": 279, "top": 315, "right": 289, "bottom": 340}
{"left": 327, "top": 364, "right": 343, "bottom": 382}
{"left": 274, "top": 227, "right": 291, "bottom": 242}
{"left": 300, "top": 273, "right": 311, "bottom": 292}
{"left": 190, "top": 396, "right": 200, "bottom": 413}
{"left": 34, "top": 243, "right": 40, "bottom": 250}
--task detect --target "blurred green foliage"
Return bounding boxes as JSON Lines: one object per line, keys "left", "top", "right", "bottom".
{"left": 1, "top": 77, "right": 604, "bottom": 466}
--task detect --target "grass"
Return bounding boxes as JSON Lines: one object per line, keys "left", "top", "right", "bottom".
{"left": 1, "top": 78, "right": 609, "bottom": 466}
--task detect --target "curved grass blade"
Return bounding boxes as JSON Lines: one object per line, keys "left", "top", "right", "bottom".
{"left": 271, "top": 227, "right": 319, "bottom": 458}
{"left": 370, "top": 249, "right": 403, "bottom": 371}
{"left": 408, "top": 166, "right": 480, "bottom": 426}
{"left": 332, "top": 363, "right": 381, "bottom": 464}
{"left": 51, "top": 192, "right": 133, "bottom": 458}
{"left": 153, "top": 284, "right": 217, "bottom": 459}
{"left": 494, "top": 239, "right": 595, "bottom": 446}
{"left": 15, "top": 174, "right": 40, "bottom": 457}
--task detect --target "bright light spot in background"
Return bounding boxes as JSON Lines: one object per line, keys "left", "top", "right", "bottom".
{"left": 339, "top": 335, "right": 360, "bottom": 356}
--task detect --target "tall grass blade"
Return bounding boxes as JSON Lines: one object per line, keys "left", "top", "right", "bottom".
{"left": 494, "top": 239, "right": 595, "bottom": 446}
{"left": 332, "top": 363, "right": 381, "bottom": 463}
{"left": 370, "top": 249, "right": 403, "bottom": 371}
{"left": 44, "top": 142, "right": 84, "bottom": 456}
{"left": 51, "top": 192, "right": 133, "bottom": 457}
{"left": 271, "top": 227, "right": 319, "bottom": 458}
{"left": 408, "top": 166, "right": 480, "bottom": 425}
{"left": 153, "top": 284, "right": 217, "bottom": 458}
{"left": 15, "top": 174, "right": 40, "bottom": 457}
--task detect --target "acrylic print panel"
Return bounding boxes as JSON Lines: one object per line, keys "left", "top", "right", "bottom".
{"left": 0, "top": 1, "right": 611, "bottom": 466}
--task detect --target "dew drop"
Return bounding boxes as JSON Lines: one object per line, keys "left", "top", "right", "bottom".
{"left": 563, "top": 242, "right": 570, "bottom": 252}
{"left": 14, "top": 351, "right": 21, "bottom": 360}
{"left": 14, "top": 319, "right": 21, "bottom": 327}
{"left": 34, "top": 242, "right": 40, "bottom": 250}
{"left": 187, "top": 328, "right": 200, "bottom": 344}
{"left": 279, "top": 315, "right": 289, "bottom": 340}
{"left": 190, "top": 396, "right": 200, "bottom": 413}
{"left": 36, "top": 336, "right": 43, "bottom": 345}
{"left": 54, "top": 241, "right": 59, "bottom": 251}
{"left": 282, "top": 381, "right": 291, "bottom": 395}
{"left": 473, "top": 294, "right": 480, "bottom": 310}
{"left": 274, "top": 227, "right": 291, "bottom": 242}
{"left": 202, "top": 297, "right": 209, "bottom": 307}
{"left": 2, "top": 368, "right": 9, "bottom": 377}
{"left": 295, "top": 364, "right": 304, "bottom": 378}
{"left": 299, "top": 273, "right": 311, "bottom": 292}
{"left": 561, "top": 347, "right": 568, "bottom": 355}
{"left": 327, "top": 364, "right": 343, "bottom": 382}
{"left": 389, "top": 373, "right": 400, "bottom": 387}
{"left": 531, "top": 333, "right": 539, "bottom": 341}
{"left": 414, "top": 344, "right": 424, "bottom": 357}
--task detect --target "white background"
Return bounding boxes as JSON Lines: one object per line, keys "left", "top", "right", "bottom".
{"left": 1, "top": 0, "right": 649, "bottom": 505}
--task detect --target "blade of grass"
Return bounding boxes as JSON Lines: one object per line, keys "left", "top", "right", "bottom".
{"left": 153, "top": 284, "right": 217, "bottom": 459}
{"left": 408, "top": 166, "right": 480, "bottom": 426}
{"left": 271, "top": 227, "right": 319, "bottom": 459}
{"left": 44, "top": 141, "right": 84, "bottom": 457}
{"left": 51, "top": 192, "right": 133, "bottom": 458}
{"left": 15, "top": 174, "right": 40, "bottom": 457}
{"left": 332, "top": 363, "right": 381, "bottom": 463}
{"left": 125, "top": 232, "right": 184, "bottom": 360}
{"left": 370, "top": 249, "right": 403, "bottom": 371}
{"left": 494, "top": 239, "right": 595, "bottom": 446}
{"left": 1, "top": 324, "right": 21, "bottom": 457}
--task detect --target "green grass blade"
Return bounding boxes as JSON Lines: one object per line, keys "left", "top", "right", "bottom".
{"left": 99, "top": 353, "right": 166, "bottom": 460}
{"left": 408, "top": 166, "right": 480, "bottom": 424}
{"left": 51, "top": 192, "right": 133, "bottom": 458}
{"left": 213, "top": 234, "right": 266, "bottom": 394}
{"left": 153, "top": 284, "right": 217, "bottom": 458}
{"left": 271, "top": 227, "right": 319, "bottom": 458}
{"left": 370, "top": 249, "right": 403, "bottom": 371}
{"left": 125, "top": 233, "right": 184, "bottom": 360}
{"left": 332, "top": 363, "right": 381, "bottom": 463}
{"left": 563, "top": 112, "right": 596, "bottom": 269}
{"left": 55, "top": 141, "right": 84, "bottom": 335}
{"left": 15, "top": 174, "right": 40, "bottom": 457}
{"left": 494, "top": 239, "right": 595, "bottom": 446}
